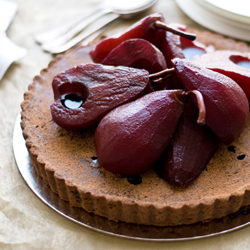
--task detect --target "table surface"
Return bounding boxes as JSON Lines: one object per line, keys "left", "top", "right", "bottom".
{"left": 2, "top": 0, "right": 250, "bottom": 249}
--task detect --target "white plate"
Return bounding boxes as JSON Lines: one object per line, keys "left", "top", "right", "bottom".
{"left": 202, "top": 0, "right": 250, "bottom": 24}
{"left": 176, "top": 0, "right": 250, "bottom": 41}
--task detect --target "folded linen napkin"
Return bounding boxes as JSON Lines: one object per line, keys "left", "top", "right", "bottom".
{"left": 0, "top": 0, "right": 27, "bottom": 80}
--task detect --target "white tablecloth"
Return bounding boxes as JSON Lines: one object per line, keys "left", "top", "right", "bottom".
{"left": 1, "top": 0, "right": 250, "bottom": 249}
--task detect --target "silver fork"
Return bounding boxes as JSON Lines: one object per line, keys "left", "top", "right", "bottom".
{"left": 35, "top": 11, "right": 99, "bottom": 45}
{"left": 44, "top": 13, "right": 119, "bottom": 54}
{"left": 35, "top": 0, "right": 159, "bottom": 54}
{"left": 36, "top": 9, "right": 119, "bottom": 54}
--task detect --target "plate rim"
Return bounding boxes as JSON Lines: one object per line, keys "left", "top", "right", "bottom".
{"left": 176, "top": 0, "right": 250, "bottom": 41}
{"left": 203, "top": 0, "right": 250, "bottom": 22}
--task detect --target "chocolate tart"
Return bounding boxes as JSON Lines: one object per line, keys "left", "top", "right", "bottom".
{"left": 21, "top": 30, "right": 250, "bottom": 227}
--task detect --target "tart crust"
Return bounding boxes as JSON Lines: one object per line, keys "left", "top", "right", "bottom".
{"left": 21, "top": 30, "right": 250, "bottom": 226}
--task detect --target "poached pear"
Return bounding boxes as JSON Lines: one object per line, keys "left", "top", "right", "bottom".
{"left": 101, "top": 38, "right": 167, "bottom": 74}
{"left": 50, "top": 64, "right": 150, "bottom": 131}
{"left": 191, "top": 50, "right": 250, "bottom": 100}
{"left": 156, "top": 100, "right": 219, "bottom": 186}
{"left": 172, "top": 58, "right": 249, "bottom": 144}
{"left": 95, "top": 90, "right": 186, "bottom": 176}
{"left": 90, "top": 13, "right": 196, "bottom": 63}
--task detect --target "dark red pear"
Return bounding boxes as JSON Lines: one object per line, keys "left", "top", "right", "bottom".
{"left": 191, "top": 50, "right": 250, "bottom": 100}
{"left": 94, "top": 90, "right": 186, "bottom": 176}
{"left": 156, "top": 100, "right": 220, "bottom": 186}
{"left": 89, "top": 13, "right": 196, "bottom": 63}
{"left": 159, "top": 23, "right": 212, "bottom": 66}
{"left": 90, "top": 13, "right": 165, "bottom": 63}
{"left": 159, "top": 23, "right": 213, "bottom": 89}
{"left": 50, "top": 63, "right": 149, "bottom": 131}
{"left": 101, "top": 38, "right": 167, "bottom": 74}
{"left": 172, "top": 58, "right": 249, "bottom": 144}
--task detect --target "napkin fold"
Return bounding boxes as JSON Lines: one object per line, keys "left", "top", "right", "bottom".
{"left": 0, "top": 0, "right": 27, "bottom": 80}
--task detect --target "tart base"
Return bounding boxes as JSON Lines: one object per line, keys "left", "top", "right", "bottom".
{"left": 13, "top": 116, "right": 250, "bottom": 240}
{"left": 20, "top": 30, "right": 250, "bottom": 227}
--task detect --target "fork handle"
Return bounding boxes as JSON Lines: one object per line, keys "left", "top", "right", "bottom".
{"left": 41, "top": 8, "right": 114, "bottom": 51}
{"left": 35, "top": 7, "right": 112, "bottom": 45}
{"left": 46, "top": 12, "right": 120, "bottom": 54}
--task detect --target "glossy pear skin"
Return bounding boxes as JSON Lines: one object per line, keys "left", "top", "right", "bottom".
{"left": 172, "top": 58, "right": 249, "bottom": 144}
{"left": 101, "top": 38, "right": 167, "bottom": 74}
{"left": 191, "top": 50, "right": 250, "bottom": 100}
{"left": 159, "top": 23, "right": 213, "bottom": 89}
{"left": 157, "top": 100, "right": 220, "bottom": 186}
{"left": 89, "top": 13, "right": 166, "bottom": 63}
{"left": 95, "top": 90, "right": 185, "bottom": 176}
{"left": 50, "top": 64, "right": 149, "bottom": 131}
{"left": 159, "top": 23, "right": 212, "bottom": 66}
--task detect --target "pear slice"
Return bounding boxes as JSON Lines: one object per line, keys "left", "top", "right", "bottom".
{"left": 95, "top": 90, "right": 186, "bottom": 176}
{"left": 191, "top": 50, "right": 250, "bottom": 100}
{"left": 156, "top": 100, "right": 219, "bottom": 186}
{"left": 101, "top": 38, "right": 167, "bottom": 74}
{"left": 50, "top": 63, "right": 149, "bottom": 131}
{"left": 90, "top": 13, "right": 196, "bottom": 63}
{"left": 172, "top": 58, "right": 249, "bottom": 144}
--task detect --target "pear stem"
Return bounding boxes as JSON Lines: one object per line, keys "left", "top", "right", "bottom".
{"left": 185, "top": 90, "right": 206, "bottom": 125}
{"left": 149, "top": 67, "right": 176, "bottom": 80}
{"left": 154, "top": 21, "right": 196, "bottom": 41}
{"left": 149, "top": 69, "right": 206, "bottom": 125}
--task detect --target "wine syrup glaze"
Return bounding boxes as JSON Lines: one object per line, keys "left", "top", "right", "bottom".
{"left": 230, "top": 55, "right": 250, "bottom": 69}
{"left": 127, "top": 175, "right": 142, "bottom": 185}
{"left": 62, "top": 94, "right": 83, "bottom": 109}
{"left": 237, "top": 61, "right": 250, "bottom": 69}
{"left": 182, "top": 47, "right": 205, "bottom": 59}
{"left": 180, "top": 34, "right": 211, "bottom": 59}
